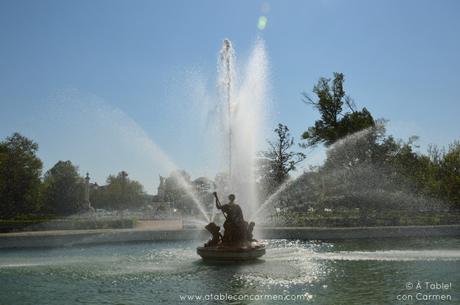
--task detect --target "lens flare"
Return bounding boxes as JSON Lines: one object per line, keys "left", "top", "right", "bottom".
{"left": 258, "top": 16, "right": 268, "bottom": 30}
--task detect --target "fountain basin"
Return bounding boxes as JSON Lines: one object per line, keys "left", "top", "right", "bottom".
{"left": 0, "top": 238, "right": 459, "bottom": 305}
{"left": 197, "top": 242, "right": 265, "bottom": 261}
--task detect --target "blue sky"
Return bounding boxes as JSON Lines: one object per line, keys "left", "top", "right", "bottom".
{"left": 1, "top": 0, "right": 459, "bottom": 193}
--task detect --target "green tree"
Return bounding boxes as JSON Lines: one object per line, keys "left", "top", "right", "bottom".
{"left": 42, "top": 160, "right": 83, "bottom": 215}
{"left": 91, "top": 171, "right": 146, "bottom": 210}
{"left": 0, "top": 133, "right": 43, "bottom": 218}
{"left": 258, "top": 123, "right": 305, "bottom": 197}
{"left": 440, "top": 142, "right": 460, "bottom": 205}
{"left": 301, "top": 72, "right": 375, "bottom": 147}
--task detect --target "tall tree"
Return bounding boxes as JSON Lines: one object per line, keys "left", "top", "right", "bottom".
{"left": 258, "top": 124, "right": 306, "bottom": 197}
{"left": 0, "top": 133, "right": 43, "bottom": 218}
{"left": 436, "top": 142, "right": 460, "bottom": 206}
{"left": 42, "top": 160, "right": 83, "bottom": 215}
{"left": 91, "top": 171, "right": 146, "bottom": 210}
{"left": 301, "top": 72, "right": 375, "bottom": 147}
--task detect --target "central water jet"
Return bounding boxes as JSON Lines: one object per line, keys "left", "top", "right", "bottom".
{"left": 216, "top": 38, "right": 268, "bottom": 218}
{"left": 220, "top": 39, "right": 234, "bottom": 181}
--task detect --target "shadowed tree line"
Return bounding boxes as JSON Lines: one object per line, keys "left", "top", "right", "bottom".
{"left": 258, "top": 73, "right": 460, "bottom": 225}
{"left": 0, "top": 133, "right": 147, "bottom": 219}
{"left": 91, "top": 171, "right": 147, "bottom": 210}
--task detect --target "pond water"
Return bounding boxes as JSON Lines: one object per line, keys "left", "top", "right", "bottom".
{"left": 0, "top": 238, "right": 459, "bottom": 305}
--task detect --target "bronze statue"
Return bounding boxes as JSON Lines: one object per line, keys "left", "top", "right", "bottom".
{"left": 204, "top": 222, "right": 222, "bottom": 246}
{"left": 247, "top": 221, "right": 256, "bottom": 241}
{"left": 198, "top": 192, "right": 266, "bottom": 260}
{"left": 217, "top": 193, "right": 246, "bottom": 243}
{"left": 202, "top": 192, "right": 254, "bottom": 247}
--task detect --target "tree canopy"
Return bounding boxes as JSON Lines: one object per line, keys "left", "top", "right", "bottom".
{"left": 91, "top": 171, "right": 146, "bottom": 210}
{"left": 0, "top": 133, "right": 43, "bottom": 218}
{"left": 42, "top": 160, "right": 83, "bottom": 215}
{"left": 258, "top": 123, "right": 305, "bottom": 197}
{"left": 301, "top": 72, "right": 375, "bottom": 147}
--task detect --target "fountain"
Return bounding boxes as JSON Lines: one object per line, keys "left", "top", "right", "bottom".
{"left": 197, "top": 39, "right": 267, "bottom": 260}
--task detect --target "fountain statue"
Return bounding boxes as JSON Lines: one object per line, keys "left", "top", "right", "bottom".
{"left": 196, "top": 38, "right": 267, "bottom": 261}
{"left": 197, "top": 192, "right": 265, "bottom": 261}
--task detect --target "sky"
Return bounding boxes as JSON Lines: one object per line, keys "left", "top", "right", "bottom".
{"left": 1, "top": 0, "right": 459, "bottom": 193}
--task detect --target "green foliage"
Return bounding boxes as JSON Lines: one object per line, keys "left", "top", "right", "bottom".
{"left": 0, "top": 133, "right": 43, "bottom": 218}
{"left": 438, "top": 142, "right": 460, "bottom": 204}
{"left": 42, "top": 161, "right": 84, "bottom": 215}
{"left": 404, "top": 142, "right": 460, "bottom": 207}
{"left": 301, "top": 72, "right": 375, "bottom": 147}
{"left": 376, "top": 139, "right": 460, "bottom": 208}
{"left": 258, "top": 123, "right": 305, "bottom": 198}
{"left": 91, "top": 171, "right": 146, "bottom": 210}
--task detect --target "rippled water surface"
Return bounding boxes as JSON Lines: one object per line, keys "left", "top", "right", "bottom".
{"left": 0, "top": 238, "right": 459, "bottom": 304}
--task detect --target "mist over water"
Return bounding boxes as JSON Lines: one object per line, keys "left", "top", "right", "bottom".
{"left": 251, "top": 123, "right": 450, "bottom": 225}
{"left": 38, "top": 90, "right": 211, "bottom": 221}
{"left": 19, "top": 38, "right": 271, "bottom": 222}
